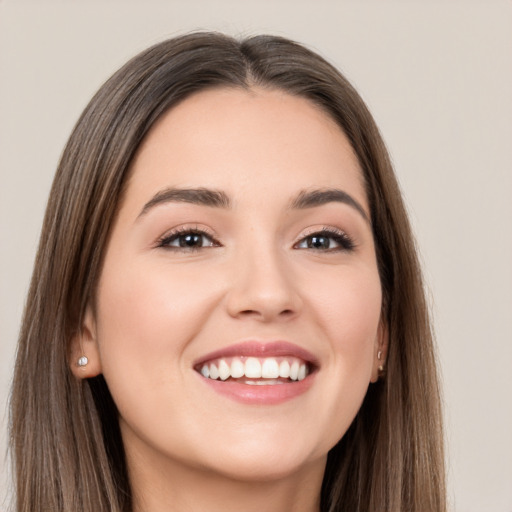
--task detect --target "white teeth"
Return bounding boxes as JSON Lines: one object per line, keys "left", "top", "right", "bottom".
{"left": 209, "top": 363, "right": 219, "bottom": 380}
{"left": 279, "top": 360, "right": 291, "bottom": 378}
{"left": 246, "top": 379, "right": 284, "bottom": 385}
{"left": 290, "top": 361, "right": 300, "bottom": 380}
{"left": 230, "top": 358, "right": 245, "bottom": 378}
{"left": 245, "top": 357, "right": 262, "bottom": 378}
{"left": 198, "top": 356, "right": 310, "bottom": 383}
{"left": 218, "top": 359, "right": 230, "bottom": 381}
{"left": 261, "top": 358, "right": 279, "bottom": 378}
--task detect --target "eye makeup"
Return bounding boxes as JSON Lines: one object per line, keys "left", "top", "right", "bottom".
{"left": 156, "top": 226, "right": 220, "bottom": 252}
{"left": 294, "top": 227, "right": 355, "bottom": 252}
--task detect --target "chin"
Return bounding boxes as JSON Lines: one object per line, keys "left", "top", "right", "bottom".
{"left": 189, "top": 431, "right": 329, "bottom": 483}
{"left": 205, "top": 451, "right": 325, "bottom": 483}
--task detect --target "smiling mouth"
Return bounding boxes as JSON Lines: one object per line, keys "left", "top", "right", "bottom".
{"left": 196, "top": 356, "right": 310, "bottom": 384}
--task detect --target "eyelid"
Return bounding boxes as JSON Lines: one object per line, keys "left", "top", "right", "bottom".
{"left": 155, "top": 224, "right": 221, "bottom": 249}
{"left": 298, "top": 225, "right": 347, "bottom": 239}
{"left": 293, "top": 226, "right": 356, "bottom": 251}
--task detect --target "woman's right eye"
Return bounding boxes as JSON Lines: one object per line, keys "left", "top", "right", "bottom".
{"left": 157, "top": 229, "right": 218, "bottom": 251}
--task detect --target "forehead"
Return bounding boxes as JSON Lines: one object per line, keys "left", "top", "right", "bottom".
{"left": 126, "top": 87, "right": 367, "bottom": 213}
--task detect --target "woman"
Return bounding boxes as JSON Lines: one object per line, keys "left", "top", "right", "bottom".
{"left": 10, "top": 32, "right": 446, "bottom": 512}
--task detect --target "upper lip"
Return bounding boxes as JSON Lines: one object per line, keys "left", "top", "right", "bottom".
{"left": 194, "top": 340, "right": 319, "bottom": 367}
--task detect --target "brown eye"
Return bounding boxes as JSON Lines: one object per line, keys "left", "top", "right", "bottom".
{"left": 177, "top": 233, "right": 207, "bottom": 247}
{"left": 295, "top": 229, "right": 355, "bottom": 252}
{"left": 159, "top": 230, "right": 218, "bottom": 250}
{"left": 306, "top": 235, "right": 331, "bottom": 249}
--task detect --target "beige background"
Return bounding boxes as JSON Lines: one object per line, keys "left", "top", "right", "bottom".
{"left": 1, "top": 1, "right": 511, "bottom": 510}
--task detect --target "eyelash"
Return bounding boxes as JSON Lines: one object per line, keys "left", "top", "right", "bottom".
{"left": 156, "top": 226, "right": 355, "bottom": 253}
{"left": 156, "top": 227, "right": 220, "bottom": 252}
{"left": 294, "top": 227, "right": 355, "bottom": 252}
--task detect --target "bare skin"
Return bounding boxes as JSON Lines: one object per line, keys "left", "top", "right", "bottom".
{"left": 72, "top": 87, "right": 386, "bottom": 511}
{"left": 126, "top": 431, "right": 324, "bottom": 512}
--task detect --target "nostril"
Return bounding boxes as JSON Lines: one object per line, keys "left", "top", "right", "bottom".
{"left": 240, "top": 309, "right": 258, "bottom": 316}
{"left": 225, "top": 275, "right": 303, "bottom": 321}
{"left": 236, "top": 308, "right": 295, "bottom": 321}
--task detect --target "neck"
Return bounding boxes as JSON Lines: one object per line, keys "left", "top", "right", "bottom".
{"left": 127, "top": 443, "right": 325, "bottom": 512}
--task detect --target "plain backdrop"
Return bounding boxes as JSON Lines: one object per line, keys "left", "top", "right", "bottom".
{"left": 1, "top": 1, "right": 511, "bottom": 511}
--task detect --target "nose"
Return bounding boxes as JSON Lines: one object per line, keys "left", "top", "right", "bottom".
{"left": 225, "top": 245, "right": 302, "bottom": 323}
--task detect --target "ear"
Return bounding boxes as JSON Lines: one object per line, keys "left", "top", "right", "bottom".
{"left": 370, "top": 320, "right": 388, "bottom": 383}
{"left": 69, "top": 305, "right": 102, "bottom": 379}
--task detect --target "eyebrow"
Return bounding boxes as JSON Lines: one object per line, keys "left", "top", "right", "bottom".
{"left": 138, "top": 186, "right": 369, "bottom": 223}
{"left": 138, "top": 187, "right": 231, "bottom": 218}
{"left": 290, "top": 188, "right": 370, "bottom": 223}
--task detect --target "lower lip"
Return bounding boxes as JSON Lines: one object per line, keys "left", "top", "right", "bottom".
{"left": 198, "top": 374, "right": 315, "bottom": 404}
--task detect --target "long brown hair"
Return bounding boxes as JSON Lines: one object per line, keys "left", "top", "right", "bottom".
{"left": 10, "top": 32, "right": 445, "bottom": 512}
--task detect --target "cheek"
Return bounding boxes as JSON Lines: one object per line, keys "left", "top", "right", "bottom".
{"left": 306, "top": 262, "right": 382, "bottom": 350}
{"left": 301, "top": 264, "right": 382, "bottom": 441}
{"left": 93, "top": 258, "right": 220, "bottom": 405}
{"left": 332, "top": 276, "right": 381, "bottom": 377}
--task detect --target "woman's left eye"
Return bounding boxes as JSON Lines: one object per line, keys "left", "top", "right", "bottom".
{"left": 294, "top": 229, "right": 355, "bottom": 252}
{"left": 157, "top": 230, "right": 218, "bottom": 250}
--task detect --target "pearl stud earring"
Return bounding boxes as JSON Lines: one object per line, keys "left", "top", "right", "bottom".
{"left": 77, "top": 356, "right": 89, "bottom": 367}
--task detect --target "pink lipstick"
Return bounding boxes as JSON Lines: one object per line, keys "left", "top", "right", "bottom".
{"left": 194, "top": 341, "right": 318, "bottom": 404}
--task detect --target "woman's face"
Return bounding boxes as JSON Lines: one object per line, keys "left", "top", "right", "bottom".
{"left": 82, "top": 88, "right": 384, "bottom": 482}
